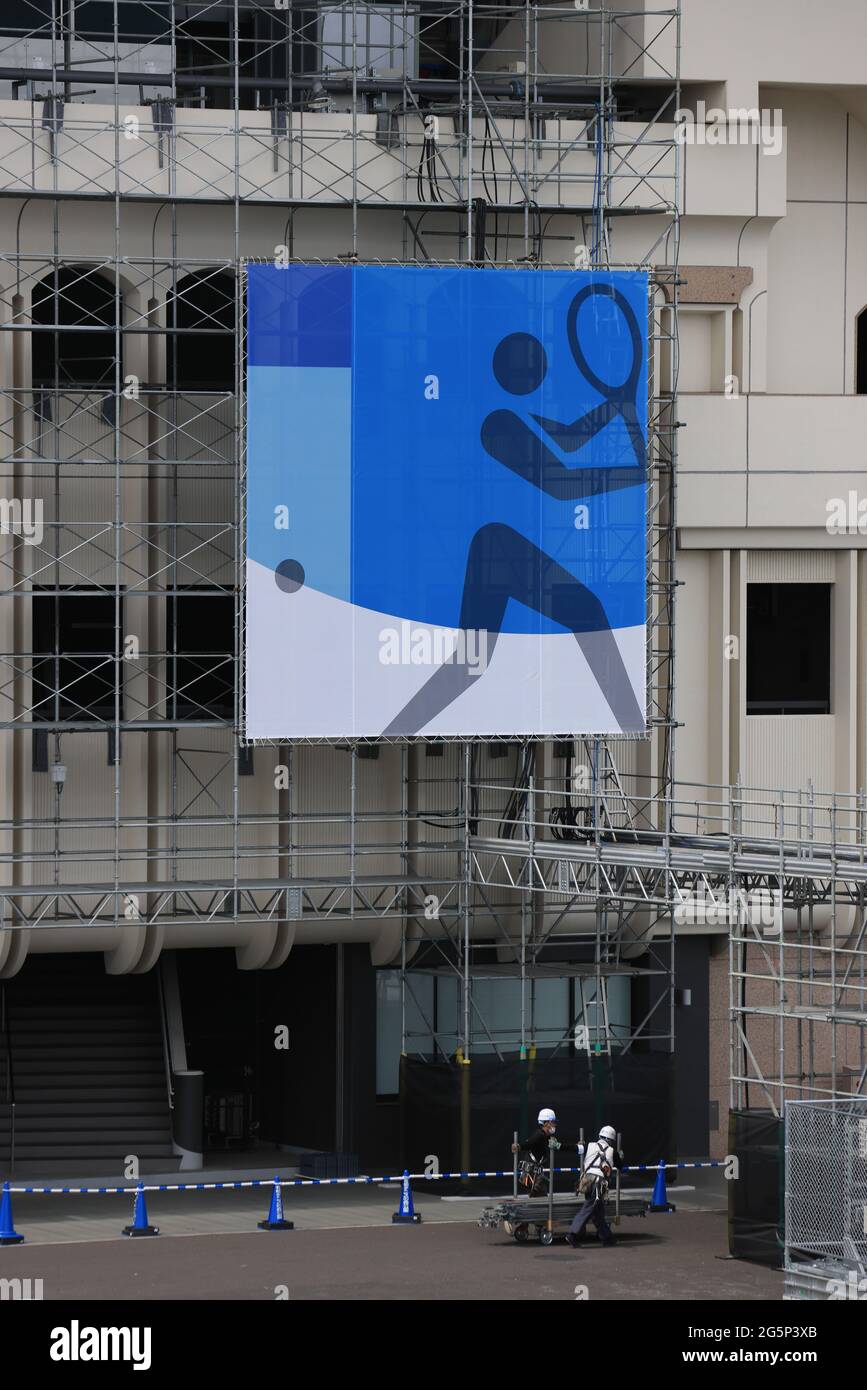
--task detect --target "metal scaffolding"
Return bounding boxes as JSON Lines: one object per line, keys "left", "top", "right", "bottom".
{"left": 1, "top": 2, "right": 862, "bottom": 1113}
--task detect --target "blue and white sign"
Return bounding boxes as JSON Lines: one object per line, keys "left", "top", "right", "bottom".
{"left": 244, "top": 264, "right": 648, "bottom": 738}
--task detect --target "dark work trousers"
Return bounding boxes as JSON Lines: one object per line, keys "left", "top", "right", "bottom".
{"left": 569, "top": 1183, "right": 613, "bottom": 1242}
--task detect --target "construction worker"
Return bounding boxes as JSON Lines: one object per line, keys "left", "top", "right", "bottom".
{"left": 511, "top": 1108, "right": 584, "bottom": 1196}
{"left": 566, "top": 1123, "right": 621, "bottom": 1247}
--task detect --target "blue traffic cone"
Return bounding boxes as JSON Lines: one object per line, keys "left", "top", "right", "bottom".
{"left": 258, "top": 1176, "right": 294, "bottom": 1231}
{"left": 0, "top": 1181, "right": 24, "bottom": 1245}
{"left": 649, "top": 1160, "right": 675, "bottom": 1213}
{"left": 122, "top": 1182, "right": 159, "bottom": 1237}
{"left": 392, "top": 1170, "right": 422, "bottom": 1225}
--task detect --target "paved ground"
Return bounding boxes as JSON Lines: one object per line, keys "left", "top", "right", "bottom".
{"left": 0, "top": 1172, "right": 782, "bottom": 1301}
{"left": 3, "top": 1169, "right": 725, "bottom": 1246}
{"left": 6, "top": 1182, "right": 481, "bottom": 1245}
{"left": 1, "top": 1211, "right": 781, "bottom": 1301}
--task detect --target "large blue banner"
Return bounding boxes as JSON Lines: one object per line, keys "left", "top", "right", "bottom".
{"left": 245, "top": 264, "right": 648, "bottom": 738}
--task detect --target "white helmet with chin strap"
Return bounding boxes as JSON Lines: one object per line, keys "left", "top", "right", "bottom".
{"left": 538, "top": 1107, "right": 557, "bottom": 1125}
{"left": 599, "top": 1124, "right": 617, "bottom": 1144}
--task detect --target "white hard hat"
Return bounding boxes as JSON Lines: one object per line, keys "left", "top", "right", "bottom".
{"left": 538, "top": 1107, "right": 557, "bottom": 1124}
{"left": 599, "top": 1124, "right": 616, "bottom": 1143}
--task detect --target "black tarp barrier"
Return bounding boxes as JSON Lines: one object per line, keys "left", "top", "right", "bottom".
{"left": 728, "top": 1108, "right": 783, "bottom": 1266}
{"left": 400, "top": 1053, "right": 675, "bottom": 1174}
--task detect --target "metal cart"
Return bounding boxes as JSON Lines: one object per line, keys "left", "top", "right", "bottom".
{"left": 479, "top": 1134, "right": 647, "bottom": 1244}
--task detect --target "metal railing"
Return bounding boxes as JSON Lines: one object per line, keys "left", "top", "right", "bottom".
{"left": 0, "top": 982, "right": 16, "bottom": 1175}
{"left": 156, "top": 965, "right": 175, "bottom": 1114}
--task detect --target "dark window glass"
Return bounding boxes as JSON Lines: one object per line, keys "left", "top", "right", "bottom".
{"left": 31, "top": 267, "right": 117, "bottom": 390}
{"left": 74, "top": 2, "right": 167, "bottom": 39}
{"left": 746, "top": 583, "right": 831, "bottom": 715}
{"left": 174, "top": 8, "right": 318, "bottom": 110}
{"left": 32, "top": 589, "right": 119, "bottom": 722}
{"left": 0, "top": 4, "right": 166, "bottom": 40}
{"left": 167, "top": 272, "right": 235, "bottom": 392}
{"left": 167, "top": 590, "right": 234, "bottom": 721}
{"left": 858, "top": 308, "right": 867, "bottom": 395}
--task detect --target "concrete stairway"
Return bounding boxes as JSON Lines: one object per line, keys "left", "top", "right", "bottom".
{"left": 0, "top": 954, "right": 179, "bottom": 1176}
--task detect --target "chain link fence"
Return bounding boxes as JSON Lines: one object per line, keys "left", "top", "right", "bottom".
{"left": 785, "top": 1100, "right": 867, "bottom": 1298}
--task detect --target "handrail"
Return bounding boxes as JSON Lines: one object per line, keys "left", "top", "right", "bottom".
{"left": 156, "top": 965, "right": 175, "bottom": 1113}
{"left": 1, "top": 982, "right": 15, "bottom": 1175}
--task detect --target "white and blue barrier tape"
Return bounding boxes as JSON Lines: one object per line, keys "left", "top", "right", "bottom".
{"left": 5, "top": 1159, "right": 723, "bottom": 1196}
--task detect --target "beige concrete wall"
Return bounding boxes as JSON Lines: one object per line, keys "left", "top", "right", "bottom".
{"left": 681, "top": 0, "right": 867, "bottom": 110}
{"left": 0, "top": 4, "right": 864, "bottom": 1159}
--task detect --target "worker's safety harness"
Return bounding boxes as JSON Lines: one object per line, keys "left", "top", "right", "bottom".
{"left": 518, "top": 1158, "right": 547, "bottom": 1196}
{"left": 577, "top": 1143, "right": 613, "bottom": 1199}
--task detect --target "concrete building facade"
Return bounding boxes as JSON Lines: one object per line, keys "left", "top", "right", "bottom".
{"left": 0, "top": 0, "right": 864, "bottom": 1174}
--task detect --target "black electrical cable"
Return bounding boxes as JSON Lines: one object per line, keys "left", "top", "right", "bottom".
{"left": 427, "top": 136, "right": 441, "bottom": 203}
{"left": 469, "top": 744, "right": 479, "bottom": 836}
{"left": 547, "top": 746, "right": 594, "bottom": 841}
{"left": 416, "top": 133, "right": 426, "bottom": 203}
{"left": 499, "top": 742, "right": 535, "bottom": 839}
{"left": 549, "top": 804, "right": 593, "bottom": 842}
{"left": 488, "top": 112, "right": 500, "bottom": 261}
{"left": 430, "top": 134, "right": 444, "bottom": 203}
{"left": 480, "top": 114, "right": 492, "bottom": 208}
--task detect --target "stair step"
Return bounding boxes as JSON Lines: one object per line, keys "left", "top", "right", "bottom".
{"left": 1, "top": 1103, "right": 170, "bottom": 1121}
{"left": 4, "top": 1121, "right": 174, "bottom": 1138}
{"left": 8, "top": 997, "right": 154, "bottom": 1008}
{"left": 11, "top": 1045, "right": 161, "bottom": 1057}
{"left": 4, "top": 1088, "right": 167, "bottom": 1104}
{"left": 12, "top": 1038, "right": 162, "bottom": 1054}
{"left": 11, "top": 1087, "right": 166, "bottom": 1101}
{"left": 0, "top": 954, "right": 175, "bottom": 1168}
{"left": 13, "top": 1050, "right": 163, "bottom": 1061}
{"left": 8, "top": 1014, "right": 157, "bottom": 1030}
{"left": 6, "top": 992, "right": 155, "bottom": 1007}
{"left": 13, "top": 1071, "right": 165, "bottom": 1084}
{"left": 5, "top": 998, "right": 155, "bottom": 1010}
{"left": 7, "top": 1143, "right": 177, "bottom": 1159}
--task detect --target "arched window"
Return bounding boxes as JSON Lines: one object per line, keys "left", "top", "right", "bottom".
{"left": 31, "top": 266, "right": 118, "bottom": 390}
{"left": 166, "top": 271, "right": 236, "bottom": 392}
{"left": 857, "top": 307, "right": 867, "bottom": 395}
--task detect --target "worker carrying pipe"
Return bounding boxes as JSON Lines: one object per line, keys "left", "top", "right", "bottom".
{"left": 566, "top": 1124, "right": 621, "bottom": 1248}
{"left": 511, "top": 1108, "right": 585, "bottom": 1196}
